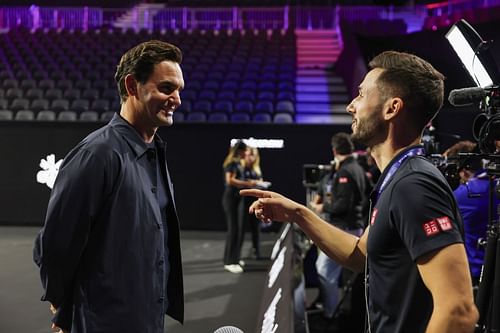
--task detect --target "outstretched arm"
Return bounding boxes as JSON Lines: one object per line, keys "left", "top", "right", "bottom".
{"left": 240, "top": 189, "right": 367, "bottom": 272}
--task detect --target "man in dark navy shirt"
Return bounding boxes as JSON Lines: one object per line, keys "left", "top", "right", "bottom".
{"left": 242, "top": 51, "right": 478, "bottom": 333}
{"left": 33, "top": 40, "right": 185, "bottom": 333}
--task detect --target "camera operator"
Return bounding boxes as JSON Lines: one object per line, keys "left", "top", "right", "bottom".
{"left": 308, "top": 132, "right": 368, "bottom": 330}
{"left": 444, "top": 141, "right": 499, "bottom": 289}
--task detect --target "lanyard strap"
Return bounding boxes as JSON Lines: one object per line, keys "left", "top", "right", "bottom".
{"left": 376, "top": 147, "right": 425, "bottom": 201}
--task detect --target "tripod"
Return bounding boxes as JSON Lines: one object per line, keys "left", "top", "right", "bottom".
{"left": 474, "top": 168, "right": 500, "bottom": 333}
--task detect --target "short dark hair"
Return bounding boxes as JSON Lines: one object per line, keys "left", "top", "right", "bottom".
{"left": 115, "top": 40, "right": 183, "bottom": 102}
{"left": 331, "top": 132, "right": 354, "bottom": 155}
{"left": 368, "top": 51, "right": 445, "bottom": 130}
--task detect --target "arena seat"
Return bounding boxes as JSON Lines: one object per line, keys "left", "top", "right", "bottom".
{"left": 0, "top": 110, "right": 14, "bottom": 120}
{"left": 56, "top": 110, "right": 76, "bottom": 121}
{"left": 38, "top": 110, "right": 57, "bottom": 121}
{"left": 252, "top": 112, "right": 272, "bottom": 123}
{"left": 10, "top": 98, "right": 30, "bottom": 112}
{"left": 91, "top": 99, "right": 110, "bottom": 113}
{"left": 80, "top": 111, "right": 99, "bottom": 122}
{"left": 273, "top": 112, "right": 294, "bottom": 123}
{"left": 186, "top": 112, "right": 207, "bottom": 122}
{"left": 45, "top": 89, "right": 63, "bottom": 101}
{"left": 173, "top": 111, "right": 185, "bottom": 123}
{"left": 230, "top": 112, "right": 251, "bottom": 123}
{"left": 25, "top": 88, "right": 44, "bottom": 101}
{"left": 70, "top": 99, "right": 90, "bottom": 113}
{"left": 208, "top": 112, "right": 229, "bottom": 123}
{"left": 14, "top": 110, "right": 35, "bottom": 121}
{"left": 51, "top": 99, "right": 70, "bottom": 112}
{"left": 2, "top": 25, "right": 298, "bottom": 122}
{"left": 30, "top": 99, "right": 50, "bottom": 112}
{"left": 5, "top": 88, "right": 23, "bottom": 101}
{"left": 100, "top": 111, "right": 115, "bottom": 122}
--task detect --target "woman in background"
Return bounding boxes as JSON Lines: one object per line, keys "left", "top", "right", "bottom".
{"left": 222, "top": 141, "right": 257, "bottom": 273}
{"left": 242, "top": 147, "right": 270, "bottom": 259}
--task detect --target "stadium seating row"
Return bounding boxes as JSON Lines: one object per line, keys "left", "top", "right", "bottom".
{"left": 0, "top": 109, "right": 294, "bottom": 123}
{"left": 0, "top": 27, "right": 297, "bottom": 122}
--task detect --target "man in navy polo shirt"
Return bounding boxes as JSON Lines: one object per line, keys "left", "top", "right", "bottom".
{"left": 241, "top": 51, "right": 478, "bottom": 333}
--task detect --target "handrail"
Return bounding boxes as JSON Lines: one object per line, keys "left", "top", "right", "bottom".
{"left": 1, "top": 3, "right": 499, "bottom": 31}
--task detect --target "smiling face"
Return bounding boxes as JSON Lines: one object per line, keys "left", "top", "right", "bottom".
{"left": 346, "top": 68, "right": 388, "bottom": 148}
{"left": 133, "top": 60, "right": 184, "bottom": 128}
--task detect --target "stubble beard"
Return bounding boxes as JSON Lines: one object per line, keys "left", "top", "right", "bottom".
{"left": 351, "top": 111, "right": 387, "bottom": 148}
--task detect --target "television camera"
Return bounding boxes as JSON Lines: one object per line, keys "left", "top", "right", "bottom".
{"left": 446, "top": 19, "right": 500, "bottom": 333}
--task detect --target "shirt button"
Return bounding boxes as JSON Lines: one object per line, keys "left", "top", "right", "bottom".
{"left": 159, "top": 259, "right": 164, "bottom": 266}
{"left": 151, "top": 187, "right": 157, "bottom": 193}
{"left": 158, "top": 296, "right": 164, "bottom": 303}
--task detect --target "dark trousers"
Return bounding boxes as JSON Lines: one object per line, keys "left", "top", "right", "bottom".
{"left": 244, "top": 196, "right": 260, "bottom": 257}
{"left": 222, "top": 189, "right": 245, "bottom": 265}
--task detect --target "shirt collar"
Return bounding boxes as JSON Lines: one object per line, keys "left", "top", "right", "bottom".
{"left": 109, "top": 113, "right": 165, "bottom": 159}
{"left": 371, "top": 144, "right": 425, "bottom": 200}
{"left": 379, "top": 144, "right": 425, "bottom": 178}
{"left": 338, "top": 155, "right": 354, "bottom": 167}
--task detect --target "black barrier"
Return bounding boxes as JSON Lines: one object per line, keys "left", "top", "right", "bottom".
{"left": 0, "top": 112, "right": 477, "bottom": 230}
{"left": 256, "top": 224, "right": 308, "bottom": 333}
{"left": 0, "top": 121, "right": 347, "bottom": 230}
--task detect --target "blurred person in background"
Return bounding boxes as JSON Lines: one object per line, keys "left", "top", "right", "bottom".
{"left": 33, "top": 40, "right": 185, "bottom": 333}
{"left": 222, "top": 141, "right": 259, "bottom": 273}
{"left": 242, "top": 147, "right": 271, "bottom": 260}
{"left": 308, "top": 132, "right": 368, "bottom": 330}
{"left": 444, "top": 140, "right": 499, "bottom": 289}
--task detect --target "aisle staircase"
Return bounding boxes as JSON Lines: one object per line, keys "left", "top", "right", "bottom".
{"left": 294, "top": 29, "right": 351, "bottom": 124}
{"left": 113, "top": 3, "right": 165, "bottom": 30}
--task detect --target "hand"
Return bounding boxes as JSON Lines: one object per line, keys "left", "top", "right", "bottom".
{"left": 239, "top": 189, "right": 303, "bottom": 224}
{"left": 49, "top": 304, "right": 68, "bottom": 333}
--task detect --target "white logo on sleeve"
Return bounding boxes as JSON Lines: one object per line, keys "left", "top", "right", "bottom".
{"left": 36, "top": 154, "right": 63, "bottom": 189}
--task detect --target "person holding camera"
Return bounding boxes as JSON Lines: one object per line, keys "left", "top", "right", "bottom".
{"left": 242, "top": 51, "right": 478, "bottom": 333}
{"left": 444, "top": 141, "right": 499, "bottom": 289}
{"left": 308, "top": 132, "right": 368, "bottom": 327}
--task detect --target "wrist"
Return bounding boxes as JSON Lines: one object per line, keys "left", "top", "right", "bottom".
{"left": 292, "top": 204, "right": 310, "bottom": 224}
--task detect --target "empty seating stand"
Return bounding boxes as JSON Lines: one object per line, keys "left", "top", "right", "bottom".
{"left": 1, "top": 26, "right": 298, "bottom": 123}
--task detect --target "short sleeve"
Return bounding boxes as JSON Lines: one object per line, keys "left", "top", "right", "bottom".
{"left": 224, "top": 161, "right": 239, "bottom": 174}
{"left": 389, "top": 173, "right": 463, "bottom": 261}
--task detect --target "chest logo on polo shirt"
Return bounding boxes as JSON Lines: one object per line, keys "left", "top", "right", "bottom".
{"left": 338, "top": 177, "right": 349, "bottom": 184}
{"left": 422, "top": 216, "right": 453, "bottom": 237}
{"left": 370, "top": 208, "right": 378, "bottom": 225}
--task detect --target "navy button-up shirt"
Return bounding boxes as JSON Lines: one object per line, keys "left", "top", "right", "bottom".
{"left": 34, "top": 113, "right": 184, "bottom": 333}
